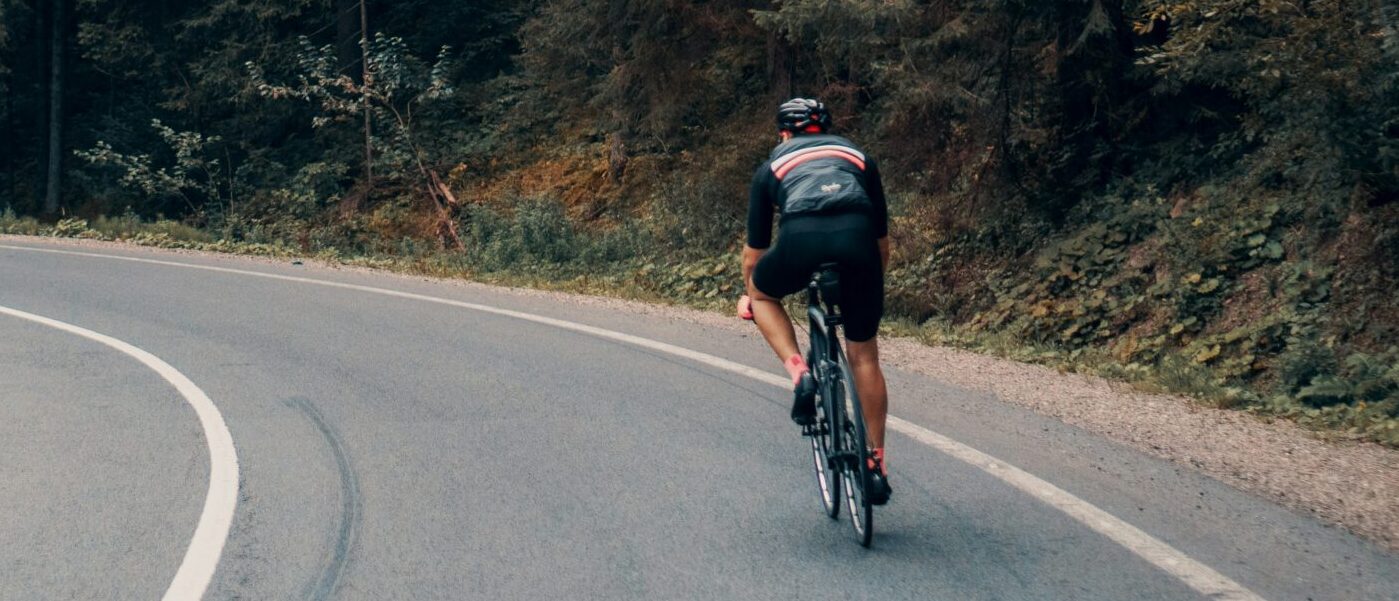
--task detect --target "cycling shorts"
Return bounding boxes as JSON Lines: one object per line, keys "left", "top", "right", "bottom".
{"left": 751, "top": 213, "right": 884, "bottom": 342}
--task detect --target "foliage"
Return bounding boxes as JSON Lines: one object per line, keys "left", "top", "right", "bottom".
{"left": 465, "top": 195, "right": 647, "bottom": 273}
{"left": 0, "top": 206, "right": 43, "bottom": 235}
{"left": 75, "top": 120, "right": 230, "bottom": 214}
{"left": 0, "top": 0, "right": 10, "bottom": 67}
{"left": 516, "top": 0, "right": 765, "bottom": 149}
{"left": 248, "top": 33, "right": 454, "bottom": 169}
{"left": 248, "top": 33, "right": 465, "bottom": 247}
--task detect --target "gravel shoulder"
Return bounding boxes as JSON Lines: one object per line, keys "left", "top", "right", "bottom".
{"left": 7, "top": 234, "right": 1397, "bottom": 553}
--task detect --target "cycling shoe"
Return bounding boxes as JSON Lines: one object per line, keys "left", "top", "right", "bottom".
{"left": 790, "top": 372, "right": 817, "bottom": 426}
{"left": 868, "top": 470, "right": 892, "bottom": 505}
{"left": 868, "top": 456, "right": 892, "bottom": 505}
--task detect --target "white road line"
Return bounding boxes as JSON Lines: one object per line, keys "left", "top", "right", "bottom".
{"left": 0, "top": 303, "right": 239, "bottom": 601}
{"left": 1, "top": 242, "right": 1266, "bottom": 601}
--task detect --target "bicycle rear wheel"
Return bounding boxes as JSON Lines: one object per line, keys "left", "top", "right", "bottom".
{"left": 806, "top": 348, "right": 840, "bottom": 519}
{"left": 835, "top": 358, "right": 873, "bottom": 546}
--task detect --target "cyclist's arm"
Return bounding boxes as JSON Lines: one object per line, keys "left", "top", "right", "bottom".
{"left": 867, "top": 158, "right": 890, "bottom": 271}
{"left": 742, "top": 245, "right": 764, "bottom": 295}
{"left": 743, "top": 163, "right": 777, "bottom": 294}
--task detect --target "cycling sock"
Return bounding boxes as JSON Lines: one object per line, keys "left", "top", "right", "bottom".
{"left": 870, "top": 448, "right": 887, "bottom": 474}
{"left": 784, "top": 354, "right": 809, "bottom": 386}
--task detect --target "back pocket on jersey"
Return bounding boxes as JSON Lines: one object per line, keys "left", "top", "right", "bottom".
{"left": 781, "top": 161, "right": 870, "bottom": 215}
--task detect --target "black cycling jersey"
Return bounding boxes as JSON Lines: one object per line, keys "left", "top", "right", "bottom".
{"left": 746, "top": 134, "right": 889, "bottom": 341}
{"left": 746, "top": 148, "right": 889, "bottom": 250}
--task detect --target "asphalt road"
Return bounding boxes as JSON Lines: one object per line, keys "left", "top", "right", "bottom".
{"left": 1, "top": 238, "right": 1395, "bottom": 601}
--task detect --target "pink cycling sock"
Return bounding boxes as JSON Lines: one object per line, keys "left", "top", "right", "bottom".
{"left": 871, "top": 448, "right": 887, "bottom": 474}
{"left": 784, "top": 354, "right": 809, "bottom": 386}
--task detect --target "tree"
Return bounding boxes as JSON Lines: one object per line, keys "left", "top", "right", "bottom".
{"left": 249, "top": 34, "right": 462, "bottom": 248}
{"left": 44, "top": 0, "right": 64, "bottom": 214}
{"left": 0, "top": 1, "right": 11, "bottom": 60}
{"left": 75, "top": 119, "right": 229, "bottom": 213}
{"left": 335, "top": 0, "right": 373, "bottom": 187}
{"left": 516, "top": 0, "right": 766, "bottom": 152}
{"left": 1379, "top": 0, "right": 1399, "bottom": 61}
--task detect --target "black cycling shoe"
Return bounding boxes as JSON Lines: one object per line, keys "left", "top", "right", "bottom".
{"left": 868, "top": 463, "right": 892, "bottom": 505}
{"left": 790, "top": 372, "right": 817, "bottom": 426}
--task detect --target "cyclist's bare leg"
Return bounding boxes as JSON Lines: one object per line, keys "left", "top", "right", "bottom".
{"left": 750, "top": 289, "right": 801, "bottom": 362}
{"left": 845, "top": 337, "right": 887, "bottom": 450}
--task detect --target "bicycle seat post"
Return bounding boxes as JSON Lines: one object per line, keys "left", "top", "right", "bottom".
{"left": 814, "top": 263, "right": 842, "bottom": 323}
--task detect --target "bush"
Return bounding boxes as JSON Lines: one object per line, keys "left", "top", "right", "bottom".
{"left": 0, "top": 207, "right": 42, "bottom": 235}
{"left": 84, "top": 212, "right": 216, "bottom": 244}
{"left": 465, "top": 195, "right": 649, "bottom": 272}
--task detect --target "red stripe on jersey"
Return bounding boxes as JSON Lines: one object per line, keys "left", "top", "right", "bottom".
{"left": 773, "top": 150, "right": 867, "bottom": 180}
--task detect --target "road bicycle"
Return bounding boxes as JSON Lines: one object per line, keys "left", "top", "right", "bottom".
{"left": 800, "top": 262, "right": 875, "bottom": 546}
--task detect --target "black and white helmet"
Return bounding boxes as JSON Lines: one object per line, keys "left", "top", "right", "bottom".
{"left": 776, "top": 98, "right": 832, "bottom": 133}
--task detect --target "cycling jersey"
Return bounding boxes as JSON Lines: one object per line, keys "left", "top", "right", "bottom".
{"left": 746, "top": 137, "right": 888, "bottom": 249}
{"left": 769, "top": 134, "right": 872, "bottom": 216}
{"left": 746, "top": 134, "right": 889, "bottom": 341}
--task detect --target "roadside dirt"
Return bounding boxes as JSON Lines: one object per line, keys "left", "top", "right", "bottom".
{"left": 8, "top": 235, "right": 1397, "bottom": 552}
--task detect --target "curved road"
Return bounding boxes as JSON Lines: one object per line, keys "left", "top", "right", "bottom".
{"left": 1, "top": 238, "right": 1395, "bottom": 600}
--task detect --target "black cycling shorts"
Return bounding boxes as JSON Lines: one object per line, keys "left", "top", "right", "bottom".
{"left": 752, "top": 213, "right": 884, "bottom": 342}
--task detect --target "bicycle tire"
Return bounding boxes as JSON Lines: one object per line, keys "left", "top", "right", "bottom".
{"left": 835, "top": 353, "right": 874, "bottom": 546}
{"left": 806, "top": 343, "right": 840, "bottom": 519}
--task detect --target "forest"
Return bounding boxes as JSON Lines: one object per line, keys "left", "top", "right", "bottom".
{"left": 1, "top": 1, "right": 1396, "bottom": 443}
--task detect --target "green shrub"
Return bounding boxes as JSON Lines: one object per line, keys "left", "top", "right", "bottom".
{"left": 0, "top": 207, "right": 42, "bottom": 235}
{"left": 647, "top": 172, "right": 744, "bottom": 258}
{"left": 465, "top": 195, "right": 649, "bottom": 273}
{"left": 1278, "top": 336, "right": 1340, "bottom": 398}
{"left": 50, "top": 218, "right": 92, "bottom": 237}
{"left": 85, "top": 212, "right": 215, "bottom": 244}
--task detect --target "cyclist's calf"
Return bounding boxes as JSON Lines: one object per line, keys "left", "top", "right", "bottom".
{"left": 845, "top": 336, "right": 879, "bottom": 366}
{"left": 845, "top": 338, "right": 889, "bottom": 451}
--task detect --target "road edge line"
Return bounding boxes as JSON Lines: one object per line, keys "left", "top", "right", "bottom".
{"left": 0, "top": 302, "right": 240, "bottom": 601}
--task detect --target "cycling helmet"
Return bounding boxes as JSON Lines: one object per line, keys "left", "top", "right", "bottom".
{"left": 776, "top": 98, "right": 832, "bottom": 133}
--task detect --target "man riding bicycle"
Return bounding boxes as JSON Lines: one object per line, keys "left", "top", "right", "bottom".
{"left": 738, "top": 98, "right": 893, "bottom": 505}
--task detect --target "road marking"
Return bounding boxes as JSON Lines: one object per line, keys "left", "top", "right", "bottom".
{"left": 0, "top": 302, "right": 240, "bottom": 601}
{"left": 2, "top": 242, "right": 1266, "bottom": 601}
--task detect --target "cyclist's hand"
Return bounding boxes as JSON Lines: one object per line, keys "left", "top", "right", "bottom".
{"left": 737, "top": 295, "right": 755, "bottom": 321}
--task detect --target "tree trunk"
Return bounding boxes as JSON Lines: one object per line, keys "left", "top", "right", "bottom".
{"left": 359, "top": 0, "right": 373, "bottom": 189}
{"left": 4, "top": 73, "right": 14, "bottom": 204}
{"left": 337, "top": 0, "right": 372, "bottom": 189}
{"left": 766, "top": 29, "right": 793, "bottom": 100}
{"left": 33, "top": 0, "right": 47, "bottom": 211}
{"left": 424, "top": 169, "right": 463, "bottom": 251}
{"left": 607, "top": 131, "right": 627, "bottom": 182}
{"left": 44, "top": 0, "right": 64, "bottom": 215}
{"left": 336, "top": 0, "right": 360, "bottom": 76}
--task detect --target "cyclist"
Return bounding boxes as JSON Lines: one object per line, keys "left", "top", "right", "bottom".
{"left": 737, "top": 98, "right": 892, "bottom": 504}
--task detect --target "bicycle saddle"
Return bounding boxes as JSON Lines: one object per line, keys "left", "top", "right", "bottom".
{"left": 814, "top": 263, "right": 842, "bottom": 307}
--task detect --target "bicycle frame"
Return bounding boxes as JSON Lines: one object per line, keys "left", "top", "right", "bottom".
{"left": 804, "top": 264, "right": 875, "bottom": 545}
{"left": 805, "top": 270, "right": 859, "bottom": 472}
{"left": 806, "top": 269, "right": 843, "bottom": 371}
